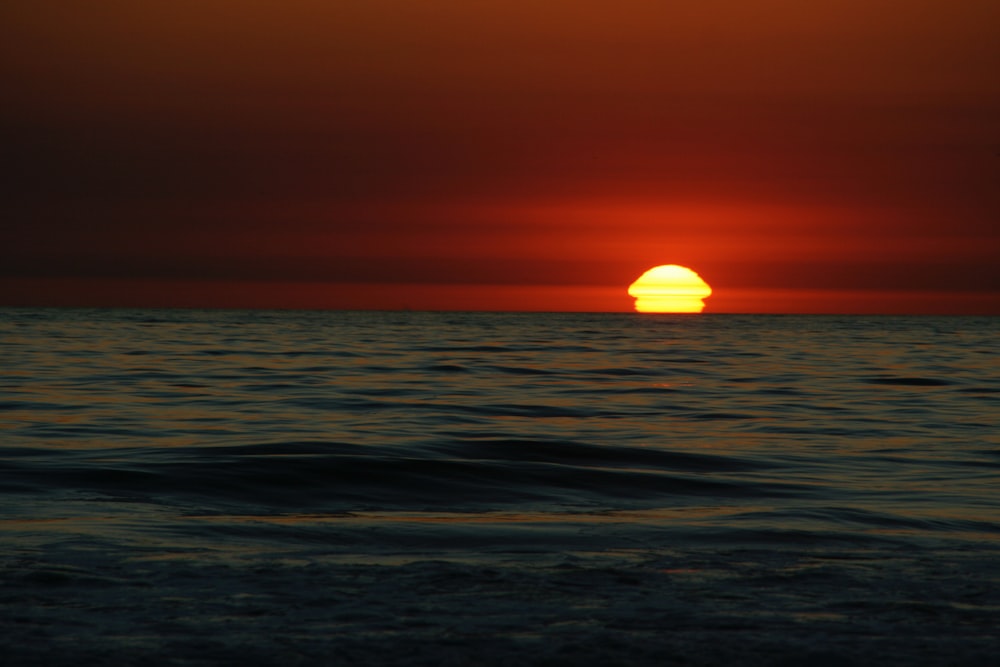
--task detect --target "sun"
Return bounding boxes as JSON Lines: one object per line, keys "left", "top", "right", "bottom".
{"left": 628, "top": 265, "right": 713, "bottom": 313}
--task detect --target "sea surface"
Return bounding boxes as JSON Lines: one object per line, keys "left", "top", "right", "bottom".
{"left": 2, "top": 309, "right": 998, "bottom": 665}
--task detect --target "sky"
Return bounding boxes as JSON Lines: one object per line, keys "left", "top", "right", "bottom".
{"left": 2, "top": 1, "right": 998, "bottom": 313}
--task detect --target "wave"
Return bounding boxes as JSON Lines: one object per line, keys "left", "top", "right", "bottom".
{"left": 2, "top": 309, "right": 998, "bottom": 553}
{"left": 1, "top": 438, "right": 804, "bottom": 512}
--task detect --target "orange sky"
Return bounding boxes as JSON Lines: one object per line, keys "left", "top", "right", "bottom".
{"left": 2, "top": 1, "right": 998, "bottom": 313}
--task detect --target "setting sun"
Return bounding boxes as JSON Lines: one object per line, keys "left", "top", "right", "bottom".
{"left": 628, "top": 265, "right": 713, "bottom": 313}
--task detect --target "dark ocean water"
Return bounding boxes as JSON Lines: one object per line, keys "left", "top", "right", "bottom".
{"left": 2, "top": 309, "right": 998, "bottom": 665}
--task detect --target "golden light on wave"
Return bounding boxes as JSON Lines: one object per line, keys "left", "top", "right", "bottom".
{"left": 628, "top": 265, "right": 713, "bottom": 313}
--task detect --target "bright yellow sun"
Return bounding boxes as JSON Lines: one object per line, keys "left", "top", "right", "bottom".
{"left": 628, "top": 265, "right": 713, "bottom": 313}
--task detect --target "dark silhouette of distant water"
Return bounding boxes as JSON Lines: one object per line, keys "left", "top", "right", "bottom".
{"left": 2, "top": 309, "right": 998, "bottom": 554}
{"left": 3, "top": 309, "right": 999, "bottom": 665}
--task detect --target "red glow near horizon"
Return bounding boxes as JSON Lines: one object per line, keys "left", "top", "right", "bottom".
{"left": 1, "top": 2, "right": 997, "bottom": 313}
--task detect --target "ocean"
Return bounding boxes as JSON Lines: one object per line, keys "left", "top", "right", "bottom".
{"left": 2, "top": 308, "right": 998, "bottom": 665}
